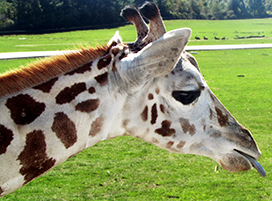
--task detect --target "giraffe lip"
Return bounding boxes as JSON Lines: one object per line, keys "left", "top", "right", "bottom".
{"left": 235, "top": 149, "right": 266, "bottom": 177}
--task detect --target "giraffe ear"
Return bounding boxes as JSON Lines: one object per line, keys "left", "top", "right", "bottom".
{"left": 118, "top": 28, "right": 191, "bottom": 85}
{"left": 107, "top": 31, "right": 123, "bottom": 46}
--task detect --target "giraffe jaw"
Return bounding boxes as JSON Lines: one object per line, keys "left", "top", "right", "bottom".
{"left": 217, "top": 148, "right": 265, "bottom": 177}
{"left": 234, "top": 149, "right": 266, "bottom": 177}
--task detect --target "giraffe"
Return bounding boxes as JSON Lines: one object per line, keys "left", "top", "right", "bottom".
{"left": 0, "top": 1, "right": 265, "bottom": 197}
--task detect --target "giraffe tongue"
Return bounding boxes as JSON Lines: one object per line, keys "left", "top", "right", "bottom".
{"left": 242, "top": 153, "right": 266, "bottom": 177}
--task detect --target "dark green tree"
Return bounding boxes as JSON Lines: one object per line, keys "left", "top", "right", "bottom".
{"left": 1, "top": 0, "right": 271, "bottom": 33}
{"left": 248, "top": 0, "right": 267, "bottom": 17}
{"left": 0, "top": 0, "right": 15, "bottom": 29}
{"left": 190, "top": 0, "right": 204, "bottom": 19}
{"left": 228, "top": 0, "right": 249, "bottom": 18}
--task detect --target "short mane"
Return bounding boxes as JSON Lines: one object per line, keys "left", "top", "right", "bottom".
{"left": 0, "top": 45, "right": 109, "bottom": 97}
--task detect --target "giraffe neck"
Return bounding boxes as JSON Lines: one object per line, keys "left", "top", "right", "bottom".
{"left": 0, "top": 50, "right": 127, "bottom": 196}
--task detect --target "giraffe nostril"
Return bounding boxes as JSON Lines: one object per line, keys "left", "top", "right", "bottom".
{"left": 241, "top": 128, "right": 254, "bottom": 141}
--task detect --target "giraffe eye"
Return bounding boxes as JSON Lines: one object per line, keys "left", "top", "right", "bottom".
{"left": 172, "top": 90, "right": 201, "bottom": 105}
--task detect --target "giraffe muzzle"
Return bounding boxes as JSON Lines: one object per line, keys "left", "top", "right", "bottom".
{"left": 234, "top": 149, "right": 266, "bottom": 177}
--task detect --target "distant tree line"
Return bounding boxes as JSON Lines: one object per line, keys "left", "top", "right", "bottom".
{"left": 0, "top": 0, "right": 271, "bottom": 33}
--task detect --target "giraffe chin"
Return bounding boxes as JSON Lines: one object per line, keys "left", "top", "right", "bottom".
{"left": 219, "top": 151, "right": 266, "bottom": 177}
{"left": 235, "top": 149, "right": 266, "bottom": 177}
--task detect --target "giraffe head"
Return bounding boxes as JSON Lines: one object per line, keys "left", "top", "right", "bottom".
{"left": 117, "top": 2, "right": 265, "bottom": 176}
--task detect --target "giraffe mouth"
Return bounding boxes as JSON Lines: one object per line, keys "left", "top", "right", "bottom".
{"left": 234, "top": 149, "right": 266, "bottom": 177}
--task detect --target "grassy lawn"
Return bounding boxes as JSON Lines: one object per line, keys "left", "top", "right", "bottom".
{"left": 0, "top": 19, "right": 272, "bottom": 200}
{"left": 1, "top": 18, "right": 272, "bottom": 53}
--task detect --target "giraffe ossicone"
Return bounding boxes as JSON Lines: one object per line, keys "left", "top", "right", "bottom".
{"left": 0, "top": 1, "right": 265, "bottom": 197}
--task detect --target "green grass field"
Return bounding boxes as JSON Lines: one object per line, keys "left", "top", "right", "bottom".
{"left": 1, "top": 18, "right": 272, "bottom": 53}
{"left": 0, "top": 19, "right": 272, "bottom": 200}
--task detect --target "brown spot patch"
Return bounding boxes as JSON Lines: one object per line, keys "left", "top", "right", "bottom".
{"left": 56, "top": 82, "right": 86, "bottom": 104}
{"left": 6, "top": 94, "right": 45, "bottom": 125}
{"left": 33, "top": 77, "right": 58, "bottom": 93}
{"left": 141, "top": 106, "right": 148, "bottom": 122}
{"left": 215, "top": 107, "right": 228, "bottom": 127}
{"left": 155, "top": 120, "right": 176, "bottom": 137}
{"left": 148, "top": 93, "right": 154, "bottom": 100}
{"left": 209, "top": 108, "right": 213, "bottom": 120}
{"left": 151, "top": 103, "right": 158, "bottom": 125}
{"left": 160, "top": 104, "right": 165, "bottom": 114}
{"left": 75, "top": 99, "right": 100, "bottom": 113}
{"left": 0, "top": 124, "right": 14, "bottom": 155}
{"left": 179, "top": 118, "right": 196, "bottom": 136}
{"left": 155, "top": 88, "right": 160, "bottom": 94}
{"left": 51, "top": 112, "right": 77, "bottom": 149}
{"left": 111, "top": 47, "right": 120, "bottom": 56}
{"left": 65, "top": 61, "right": 93, "bottom": 76}
{"left": 94, "top": 72, "right": 108, "bottom": 86}
{"left": 17, "top": 130, "right": 56, "bottom": 185}
{"left": 166, "top": 141, "right": 174, "bottom": 148}
{"left": 177, "top": 141, "right": 186, "bottom": 149}
{"left": 89, "top": 116, "right": 104, "bottom": 136}
{"left": 98, "top": 55, "right": 112, "bottom": 70}
{"left": 88, "top": 86, "right": 96, "bottom": 94}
